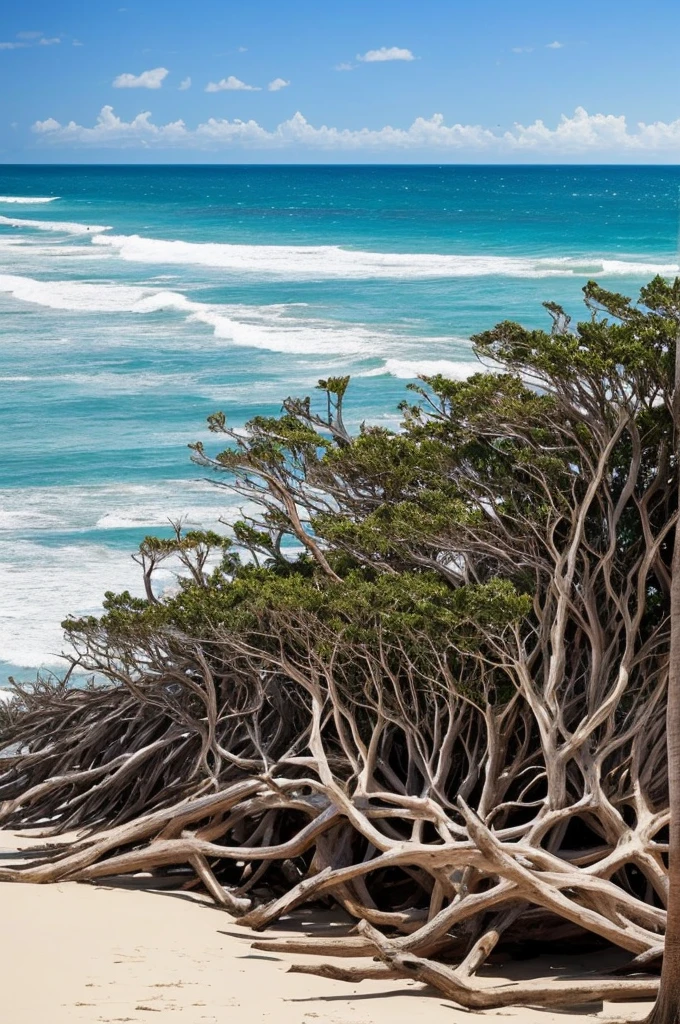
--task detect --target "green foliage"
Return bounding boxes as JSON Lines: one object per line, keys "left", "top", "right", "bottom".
{"left": 64, "top": 278, "right": 678, "bottom": 715}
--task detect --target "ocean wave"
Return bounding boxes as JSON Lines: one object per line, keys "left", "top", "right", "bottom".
{"left": 0, "top": 496, "right": 265, "bottom": 668}
{"left": 0, "top": 538, "right": 183, "bottom": 668}
{"left": 0, "top": 273, "right": 403, "bottom": 357}
{"left": 94, "top": 507, "right": 227, "bottom": 529}
{"left": 0, "top": 274, "right": 193, "bottom": 312}
{"left": 2, "top": 211, "right": 677, "bottom": 280}
{"left": 0, "top": 509, "right": 64, "bottom": 531}
{"left": 3, "top": 217, "right": 675, "bottom": 280}
{"left": 190, "top": 308, "right": 388, "bottom": 355}
{"left": 0, "top": 215, "right": 110, "bottom": 236}
{"left": 360, "top": 358, "right": 487, "bottom": 380}
{"left": 0, "top": 479, "right": 236, "bottom": 535}
{"left": 87, "top": 231, "right": 680, "bottom": 280}
{"left": 0, "top": 237, "right": 106, "bottom": 256}
{"left": 0, "top": 196, "right": 60, "bottom": 204}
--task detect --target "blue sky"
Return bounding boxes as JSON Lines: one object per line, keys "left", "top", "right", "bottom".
{"left": 3, "top": 0, "right": 680, "bottom": 162}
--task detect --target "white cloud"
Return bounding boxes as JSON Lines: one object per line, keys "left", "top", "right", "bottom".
{"left": 238, "top": 46, "right": 248, "bottom": 52}
{"left": 334, "top": 62, "right": 355, "bottom": 72}
{"left": 33, "top": 106, "right": 188, "bottom": 145}
{"left": 179, "top": 77, "right": 191, "bottom": 90}
{"left": 34, "top": 117, "right": 62, "bottom": 132}
{"left": 357, "top": 47, "right": 415, "bottom": 62}
{"left": 268, "top": 77, "right": 290, "bottom": 92}
{"left": 113, "top": 67, "right": 168, "bottom": 89}
{"left": 546, "top": 41, "right": 564, "bottom": 49}
{"left": 32, "top": 105, "right": 680, "bottom": 159}
{"left": 206, "top": 75, "right": 260, "bottom": 92}
{"left": 511, "top": 46, "right": 533, "bottom": 53}
{"left": 2, "top": 32, "right": 62, "bottom": 49}
{"left": 72, "top": 39, "right": 83, "bottom": 47}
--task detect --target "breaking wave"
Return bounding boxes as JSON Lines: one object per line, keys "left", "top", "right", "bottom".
{"left": 0, "top": 215, "right": 110, "bottom": 235}
{"left": 0, "top": 196, "right": 61, "bottom": 204}
{"left": 0, "top": 273, "right": 405, "bottom": 357}
{"left": 90, "top": 232, "right": 679, "bottom": 280}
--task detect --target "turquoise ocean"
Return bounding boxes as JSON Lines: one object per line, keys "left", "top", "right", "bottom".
{"left": 1, "top": 164, "right": 679, "bottom": 685}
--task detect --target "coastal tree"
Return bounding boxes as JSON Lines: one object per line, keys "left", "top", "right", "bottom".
{"left": 1, "top": 279, "right": 680, "bottom": 1011}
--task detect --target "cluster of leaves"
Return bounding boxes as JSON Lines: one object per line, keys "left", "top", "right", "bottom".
{"left": 63, "top": 278, "right": 679, "bottom": 720}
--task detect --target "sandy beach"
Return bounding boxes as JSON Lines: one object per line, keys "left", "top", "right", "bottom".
{"left": 0, "top": 829, "right": 653, "bottom": 1024}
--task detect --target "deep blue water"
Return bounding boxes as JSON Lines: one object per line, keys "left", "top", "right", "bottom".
{"left": 1, "top": 164, "right": 679, "bottom": 680}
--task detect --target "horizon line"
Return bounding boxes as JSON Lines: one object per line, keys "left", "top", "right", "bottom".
{"left": 4, "top": 161, "right": 680, "bottom": 168}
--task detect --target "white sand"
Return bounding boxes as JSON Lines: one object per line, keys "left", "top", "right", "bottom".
{"left": 0, "top": 830, "right": 652, "bottom": 1024}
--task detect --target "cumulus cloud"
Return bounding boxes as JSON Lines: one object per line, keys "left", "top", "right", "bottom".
{"left": 206, "top": 75, "right": 260, "bottom": 92}
{"left": 357, "top": 46, "right": 415, "bottom": 62}
{"left": 268, "top": 77, "right": 290, "bottom": 91}
{"left": 35, "top": 117, "right": 62, "bottom": 132}
{"left": 33, "top": 106, "right": 188, "bottom": 145}
{"left": 179, "top": 76, "right": 191, "bottom": 90}
{"left": 31, "top": 105, "right": 680, "bottom": 158}
{"left": 39, "top": 37, "right": 60, "bottom": 45}
{"left": 546, "top": 41, "right": 564, "bottom": 49}
{"left": 113, "top": 67, "right": 168, "bottom": 89}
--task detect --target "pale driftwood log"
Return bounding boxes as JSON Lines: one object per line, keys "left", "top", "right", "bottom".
{"left": 344, "top": 921, "right": 660, "bottom": 1009}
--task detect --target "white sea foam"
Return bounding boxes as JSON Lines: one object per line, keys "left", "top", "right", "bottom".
{"left": 0, "top": 273, "right": 401, "bottom": 358}
{"left": 0, "top": 274, "right": 192, "bottom": 312}
{"left": 0, "top": 239, "right": 109, "bottom": 274}
{"left": 3, "top": 216, "right": 675, "bottom": 281}
{"left": 0, "top": 479, "right": 237, "bottom": 535}
{"left": 360, "top": 358, "right": 486, "bottom": 379}
{"left": 87, "top": 231, "right": 680, "bottom": 280}
{"left": 191, "top": 308, "right": 388, "bottom": 355}
{"left": 0, "top": 196, "right": 60, "bottom": 204}
{"left": 0, "top": 509, "right": 64, "bottom": 531}
{"left": 0, "top": 539, "right": 185, "bottom": 669}
{"left": 0, "top": 491, "right": 264, "bottom": 670}
{"left": 0, "top": 215, "right": 110, "bottom": 236}
{"left": 2, "top": 215, "right": 675, "bottom": 280}
{"left": 94, "top": 506, "right": 226, "bottom": 529}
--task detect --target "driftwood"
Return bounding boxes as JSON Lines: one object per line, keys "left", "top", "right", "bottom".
{"left": 0, "top": 621, "right": 667, "bottom": 1007}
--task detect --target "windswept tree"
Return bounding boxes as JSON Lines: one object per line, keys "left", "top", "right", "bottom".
{"left": 2, "top": 278, "right": 680, "bottom": 1011}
